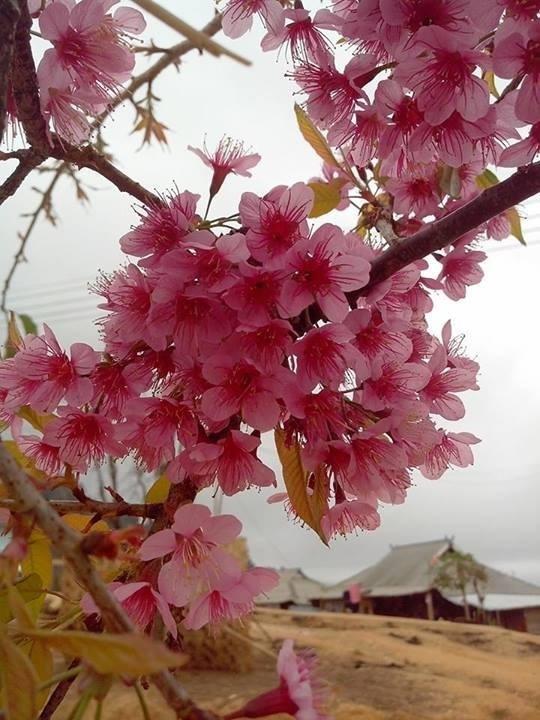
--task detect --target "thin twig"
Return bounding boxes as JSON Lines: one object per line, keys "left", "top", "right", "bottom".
{"left": 0, "top": 148, "right": 45, "bottom": 205}
{"left": 38, "top": 659, "right": 80, "bottom": 720}
{"left": 1, "top": 162, "right": 64, "bottom": 314}
{"left": 131, "top": 1, "right": 250, "bottom": 66}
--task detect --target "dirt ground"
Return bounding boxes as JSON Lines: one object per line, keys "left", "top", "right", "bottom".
{"left": 56, "top": 608, "right": 540, "bottom": 720}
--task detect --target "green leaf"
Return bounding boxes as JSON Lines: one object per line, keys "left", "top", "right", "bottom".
{"left": 506, "top": 206, "right": 526, "bottom": 245}
{"left": 145, "top": 473, "right": 170, "bottom": 504}
{"left": 307, "top": 180, "right": 345, "bottom": 218}
{"left": 274, "top": 428, "right": 328, "bottom": 544}
{"left": 25, "top": 629, "right": 188, "bottom": 677}
{"left": 0, "top": 574, "right": 43, "bottom": 624}
{"left": 18, "top": 313, "right": 38, "bottom": 337}
{"left": 19, "top": 639, "right": 54, "bottom": 710}
{"left": 0, "top": 628, "right": 39, "bottom": 720}
{"left": 294, "top": 104, "right": 340, "bottom": 169}
{"left": 17, "top": 406, "right": 55, "bottom": 433}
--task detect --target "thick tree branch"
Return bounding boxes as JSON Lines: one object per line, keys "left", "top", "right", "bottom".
{"left": 0, "top": 148, "right": 45, "bottom": 205}
{"left": 0, "top": 443, "right": 217, "bottom": 720}
{"left": 359, "top": 162, "right": 540, "bottom": 296}
{"left": 131, "top": 1, "right": 249, "bottom": 66}
{"left": 50, "top": 142, "right": 162, "bottom": 206}
{"left": 0, "top": 496, "right": 162, "bottom": 518}
{"left": 10, "top": 0, "right": 49, "bottom": 151}
{"left": 0, "top": 0, "right": 20, "bottom": 143}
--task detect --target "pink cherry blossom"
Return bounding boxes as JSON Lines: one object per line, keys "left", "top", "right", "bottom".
{"left": 180, "top": 430, "right": 276, "bottom": 495}
{"left": 236, "top": 320, "right": 294, "bottom": 373}
{"left": 261, "top": 9, "right": 333, "bottom": 62}
{"left": 239, "top": 183, "right": 313, "bottom": 266}
{"left": 420, "top": 344, "right": 478, "bottom": 420}
{"left": 293, "top": 324, "right": 365, "bottom": 390}
{"left": 493, "top": 25, "right": 540, "bottom": 124}
{"left": 279, "top": 223, "right": 370, "bottom": 322}
{"left": 362, "top": 359, "right": 431, "bottom": 413}
{"left": 222, "top": 0, "right": 285, "bottom": 39}
{"left": 81, "top": 581, "right": 177, "bottom": 638}
{"left": 189, "top": 137, "right": 261, "bottom": 199}
{"left": 223, "top": 264, "right": 284, "bottom": 327}
{"left": 420, "top": 430, "right": 480, "bottom": 479}
{"left": 322, "top": 500, "right": 380, "bottom": 539}
{"left": 43, "top": 407, "right": 124, "bottom": 472}
{"left": 437, "top": 245, "right": 487, "bottom": 300}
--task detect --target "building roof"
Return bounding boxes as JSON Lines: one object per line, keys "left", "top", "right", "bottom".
{"left": 445, "top": 593, "right": 540, "bottom": 611}
{"left": 319, "top": 539, "right": 451, "bottom": 599}
{"left": 317, "top": 539, "right": 540, "bottom": 604}
{"left": 257, "top": 568, "right": 325, "bottom": 606}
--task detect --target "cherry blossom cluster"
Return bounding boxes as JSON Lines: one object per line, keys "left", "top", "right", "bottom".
{"left": 222, "top": 0, "right": 540, "bottom": 287}
{"left": 11, "top": 0, "right": 146, "bottom": 144}
{"left": 0, "top": 173, "right": 480, "bottom": 555}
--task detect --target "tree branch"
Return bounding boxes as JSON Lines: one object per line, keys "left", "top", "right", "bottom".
{"left": 0, "top": 148, "right": 45, "bottom": 205}
{"left": 0, "top": 496, "right": 162, "bottom": 518}
{"left": 50, "top": 142, "right": 162, "bottom": 206}
{"left": 131, "top": 1, "right": 250, "bottom": 67}
{"left": 359, "top": 162, "right": 540, "bottom": 296}
{"left": 0, "top": 0, "right": 20, "bottom": 143}
{"left": 0, "top": 442, "right": 217, "bottom": 720}
{"left": 10, "top": 0, "right": 49, "bottom": 151}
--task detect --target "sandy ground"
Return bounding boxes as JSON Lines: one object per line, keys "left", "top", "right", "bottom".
{"left": 55, "top": 608, "right": 540, "bottom": 720}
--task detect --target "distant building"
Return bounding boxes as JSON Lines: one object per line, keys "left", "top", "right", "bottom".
{"left": 260, "top": 539, "right": 540, "bottom": 633}
{"left": 257, "top": 568, "right": 325, "bottom": 611}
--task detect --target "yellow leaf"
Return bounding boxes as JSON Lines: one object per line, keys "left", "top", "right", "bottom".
{"left": 3, "top": 440, "right": 49, "bottom": 485}
{"left": 308, "top": 180, "right": 344, "bottom": 218}
{"left": 17, "top": 406, "right": 55, "bottom": 432}
{"left": 145, "top": 474, "right": 170, "bottom": 503}
{"left": 506, "top": 206, "right": 526, "bottom": 245}
{"left": 437, "top": 165, "right": 461, "bottom": 199}
{"left": 274, "top": 428, "right": 328, "bottom": 544}
{"left": 26, "top": 629, "right": 188, "bottom": 677}
{"left": 0, "top": 629, "right": 39, "bottom": 720}
{"left": 63, "top": 513, "right": 110, "bottom": 534}
{"left": 7, "top": 584, "right": 35, "bottom": 630}
{"left": 19, "top": 639, "right": 54, "bottom": 710}
{"left": 294, "top": 104, "right": 341, "bottom": 169}
{"left": 475, "top": 168, "right": 499, "bottom": 190}
{"left": 21, "top": 531, "right": 53, "bottom": 621}
{"left": 483, "top": 70, "right": 500, "bottom": 99}
{"left": 0, "top": 574, "right": 43, "bottom": 624}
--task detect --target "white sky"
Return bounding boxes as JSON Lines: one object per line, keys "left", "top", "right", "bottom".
{"left": 1, "top": 1, "right": 539, "bottom": 586}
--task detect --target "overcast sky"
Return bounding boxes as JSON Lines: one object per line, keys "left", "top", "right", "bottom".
{"left": 1, "top": 2, "right": 539, "bottom": 586}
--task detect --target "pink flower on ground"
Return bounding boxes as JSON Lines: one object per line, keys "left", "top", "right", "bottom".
{"left": 322, "top": 500, "right": 381, "bottom": 540}
{"left": 81, "top": 581, "right": 177, "bottom": 638}
{"left": 183, "top": 567, "right": 279, "bottom": 630}
{"left": 189, "top": 137, "right": 261, "bottom": 199}
{"left": 180, "top": 431, "right": 276, "bottom": 495}
{"left": 420, "top": 430, "right": 480, "bottom": 479}
{"left": 239, "top": 183, "right": 313, "bottom": 267}
{"left": 7, "top": 325, "right": 97, "bottom": 413}
{"left": 437, "top": 245, "right": 487, "bottom": 300}
{"left": 222, "top": 0, "right": 285, "bottom": 39}
{"left": 43, "top": 407, "right": 124, "bottom": 473}
{"left": 201, "top": 354, "right": 285, "bottom": 431}
{"left": 294, "top": 324, "right": 365, "bottom": 390}
{"left": 278, "top": 223, "right": 371, "bottom": 322}
{"left": 225, "top": 639, "right": 330, "bottom": 720}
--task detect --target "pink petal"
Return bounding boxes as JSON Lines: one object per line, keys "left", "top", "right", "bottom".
{"left": 138, "top": 529, "right": 177, "bottom": 561}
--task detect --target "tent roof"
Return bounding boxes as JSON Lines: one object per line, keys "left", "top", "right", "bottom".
{"left": 257, "top": 568, "right": 325, "bottom": 605}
